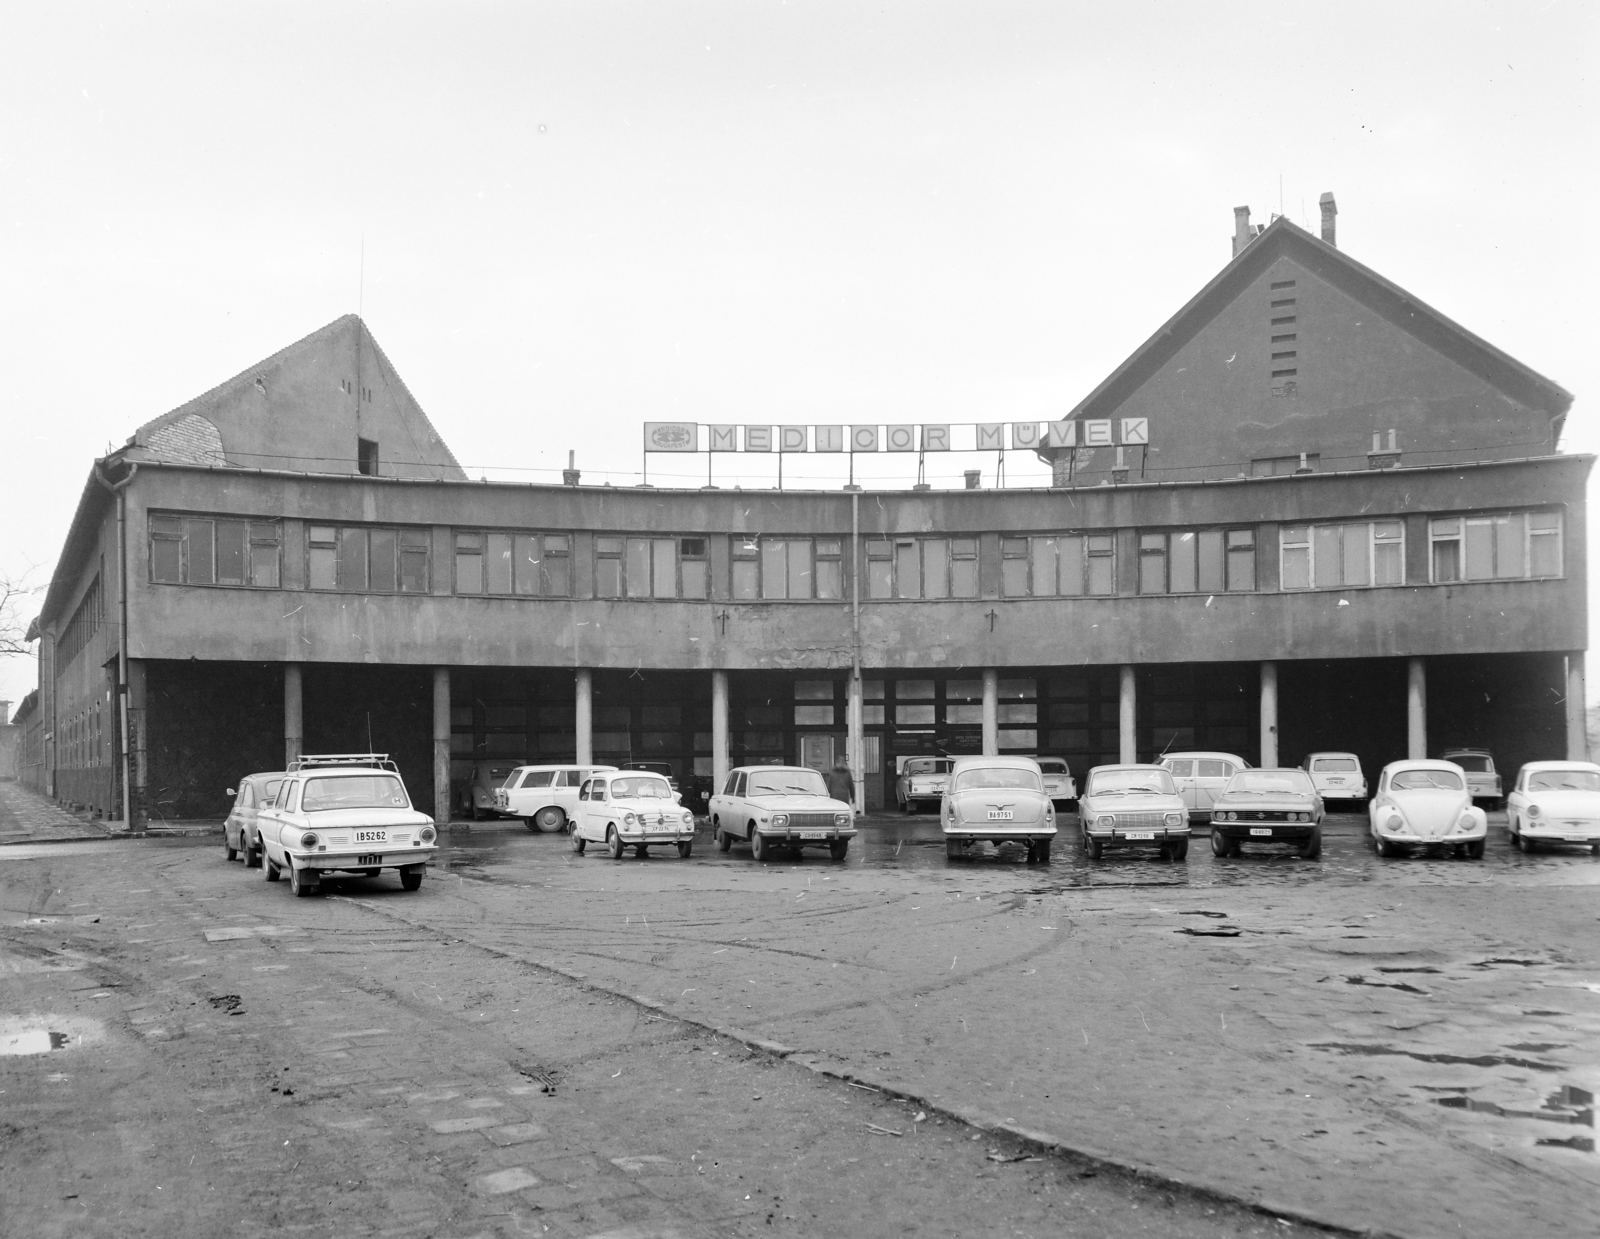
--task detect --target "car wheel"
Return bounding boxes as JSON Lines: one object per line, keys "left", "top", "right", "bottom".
{"left": 750, "top": 829, "right": 770, "bottom": 862}
{"left": 1465, "top": 839, "right": 1484, "bottom": 860}
{"left": 243, "top": 838, "right": 260, "bottom": 868}
{"left": 1168, "top": 838, "right": 1187, "bottom": 862}
{"left": 607, "top": 827, "right": 623, "bottom": 860}
{"left": 400, "top": 867, "right": 423, "bottom": 891}
{"left": 829, "top": 838, "right": 849, "bottom": 862}
{"left": 1374, "top": 835, "right": 1395, "bottom": 858}
{"left": 677, "top": 840, "right": 693, "bottom": 858}
{"left": 1516, "top": 831, "right": 1534, "bottom": 853}
{"left": 264, "top": 853, "right": 281, "bottom": 882}
{"left": 224, "top": 831, "right": 238, "bottom": 862}
{"left": 570, "top": 826, "right": 586, "bottom": 853}
{"left": 289, "top": 863, "right": 316, "bottom": 898}
{"left": 1210, "top": 829, "right": 1230, "bottom": 857}
{"left": 1033, "top": 840, "right": 1052, "bottom": 865}
{"left": 946, "top": 837, "right": 963, "bottom": 861}
{"left": 716, "top": 824, "right": 732, "bottom": 853}
{"left": 535, "top": 806, "right": 566, "bottom": 833}
{"left": 1299, "top": 830, "right": 1322, "bottom": 860}
{"left": 1087, "top": 836, "right": 1103, "bottom": 860}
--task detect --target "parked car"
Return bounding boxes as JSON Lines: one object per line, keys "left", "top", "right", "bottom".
{"left": 1368, "top": 760, "right": 1487, "bottom": 859}
{"left": 494, "top": 763, "right": 620, "bottom": 831}
{"left": 895, "top": 756, "right": 953, "bottom": 813}
{"left": 1301, "top": 751, "right": 1368, "bottom": 804}
{"left": 569, "top": 771, "right": 696, "bottom": 859}
{"left": 223, "top": 770, "right": 285, "bottom": 867}
{"left": 1505, "top": 761, "right": 1600, "bottom": 854}
{"left": 1032, "top": 756, "right": 1077, "bottom": 810}
{"left": 1439, "top": 748, "right": 1503, "bottom": 807}
{"left": 620, "top": 760, "right": 679, "bottom": 791}
{"left": 460, "top": 760, "right": 524, "bottom": 819}
{"left": 1209, "top": 768, "right": 1324, "bottom": 858}
{"left": 941, "top": 755, "right": 1056, "bottom": 864}
{"left": 1157, "top": 751, "right": 1251, "bottom": 824}
{"left": 1078, "top": 764, "right": 1189, "bottom": 860}
{"left": 256, "top": 753, "right": 438, "bottom": 896}
{"left": 708, "top": 765, "right": 856, "bottom": 861}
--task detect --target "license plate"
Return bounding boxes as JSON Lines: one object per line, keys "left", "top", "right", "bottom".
{"left": 1123, "top": 831, "right": 1154, "bottom": 840}
{"left": 799, "top": 831, "right": 826, "bottom": 840}
{"left": 356, "top": 853, "right": 383, "bottom": 866}
{"left": 1325, "top": 778, "right": 1344, "bottom": 785}
{"left": 1250, "top": 827, "right": 1273, "bottom": 836}
{"left": 354, "top": 830, "right": 388, "bottom": 844}
{"left": 987, "top": 810, "right": 1014, "bottom": 820}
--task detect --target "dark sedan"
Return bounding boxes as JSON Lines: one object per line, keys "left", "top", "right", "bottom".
{"left": 1209, "top": 769, "right": 1325, "bottom": 859}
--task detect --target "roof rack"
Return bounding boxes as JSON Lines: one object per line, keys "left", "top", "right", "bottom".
{"left": 288, "top": 752, "right": 399, "bottom": 773}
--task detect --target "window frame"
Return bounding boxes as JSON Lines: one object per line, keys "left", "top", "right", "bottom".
{"left": 1428, "top": 510, "right": 1562, "bottom": 584}
{"left": 867, "top": 536, "right": 981, "bottom": 600}
{"left": 452, "top": 528, "right": 569, "bottom": 597}
{"left": 148, "top": 513, "right": 283, "bottom": 589}
{"left": 730, "top": 536, "right": 848, "bottom": 601}
{"left": 1280, "top": 520, "right": 1407, "bottom": 591}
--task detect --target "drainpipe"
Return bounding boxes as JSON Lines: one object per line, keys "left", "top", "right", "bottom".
{"left": 850, "top": 490, "right": 863, "bottom": 814}
{"left": 93, "top": 459, "right": 139, "bottom": 832}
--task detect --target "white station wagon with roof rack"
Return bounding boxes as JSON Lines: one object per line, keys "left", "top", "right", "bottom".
{"left": 256, "top": 754, "right": 438, "bottom": 897}
{"left": 494, "top": 763, "right": 619, "bottom": 831}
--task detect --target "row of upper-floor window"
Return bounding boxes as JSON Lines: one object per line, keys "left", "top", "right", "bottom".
{"left": 145, "top": 511, "right": 1567, "bottom": 597}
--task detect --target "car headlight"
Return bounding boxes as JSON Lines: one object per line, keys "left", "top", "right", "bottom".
{"left": 419, "top": 825, "right": 436, "bottom": 843}
{"left": 772, "top": 814, "right": 789, "bottom": 828}
{"left": 682, "top": 811, "right": 695, "bottom": 825}
{"left": 1164, "top": 812, "right": 1183, "bottom": 828}
{"left": 834, "top": 812, "right": 850, "bottom": 826}
{"left": 1385, "top": 813, "right": 1404, "bottom": 831}
{"left": 1217, "top": 811, "right": 1232, "bottom": 822}
{"left": 622, "top": 812, "right": 638, "bottom": 826}
{"left": 299, "top": 831, "right": 319, "bottom": 849}
{"left": 1096, "top": 815, "right": 1116, "bottom": 829}
{"left": 1526, "top": 804, "right": 1541, "bottom": 819}
{"left": 1457, "top": 813, "right": 1476, "bottom": 831}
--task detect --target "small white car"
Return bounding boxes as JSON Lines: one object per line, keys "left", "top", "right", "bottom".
{"left": 1033, "top": 756, "right": 1078, "bottom": 810}
{"left": 223, "top": 770, "right": 284, "bottom": 868}
{"left": 708, "top": 765, "right": 856, "bottom": 861}
{"left": 494, "top": 763, "right": 619, "bottom": 832}
{"left": 1506, "top": 761, "right": 1600, "bottom": 855}
{"left": 1301, "top": 751, "right": 1367, "bottom": 804}
{"left": 1439, "top": 748, "right": 1503, "bottom": 807}
{"left": 256, "top": 754, "right": 438, "bottom": 896}
{"left": 941, "top": 755, "right": 1056, "bottom": 864}
{"left": 1158, "top": 751, "right": 1251, "bottom": 824}
{"left": 1369, "top": 760, "right": 1487, "bottom": 859}
{"left": 895, "top": 756, "right": 953, "bottom": 814}
{"left": 570, "top": 771, "right": 695, "bottom": 859}
{"left": 1078, "top": 764, "right": 1189, "bottom": 860}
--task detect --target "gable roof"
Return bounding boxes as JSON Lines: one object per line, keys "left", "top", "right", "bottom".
{"left": 1054, "top": 216, "right": 1573, "bottom": 441}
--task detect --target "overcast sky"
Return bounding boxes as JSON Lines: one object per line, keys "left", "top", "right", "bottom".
{"left": 2, "top": 1, "right": 1596, "bottom": 712}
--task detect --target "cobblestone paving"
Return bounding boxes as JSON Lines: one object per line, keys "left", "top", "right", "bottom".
{"left": 0, "top": 780, "right": 114, "bottom": 845}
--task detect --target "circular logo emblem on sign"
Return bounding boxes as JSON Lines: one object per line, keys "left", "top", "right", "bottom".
{"left": 650, "top": 424, "right": 694, "bottom": 449}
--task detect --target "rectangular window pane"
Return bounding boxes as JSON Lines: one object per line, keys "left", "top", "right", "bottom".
{"left": 1493, "top": 514, "right": 1524, "bottom": 578}
{"left": 899, "top": 679, "right": 935, "bottom": 698}
{"left": 250, "top": 542, "right": 279, "bottom": 588}
{"left": 945, "top": 703, "right": 984, "bottom": 724}
{"left": 923, "top": 539, "right": 949, "bottom": 599}
{"left": 396, "top": 532, "right": 427, "bottom": 593}
{"left": 998, "top": 678, "right": 1035, "bottom": 699}
{"left": 596, "top": 554, "right": 621, "bottom": 598}
{"left": 998, "top": 702, "right": 1037, "bottom": 724}
{"left": 1138, "top": 534, "right": 1166, "bottom": 595}
{"left": 1464, "top": 520, "right": 1493, "bottom": 580}
{"left": 215, "top": 520, "right": 246, "bottom": 584}
{"left": 998, "top": 729, "right": 1037, "bottom": 749}
{"left": 788, "top": 540, "right": 811, "bottom": 599}
{"left": 627, "top": 538, "right": 651, "bottom": 598}
{"left": 370, "top": 528, "right": 398, "bottom": 593}
{"left": 454, "top": 542, "right": 481, "bottom": 594}
{"left": 815, "top": 558, "right": 841, "bottom": 600}
{"left": 542, "top": 537, "right": 569, "bottom": 596}
{"left": 1374, "top": 540, "right": 1403, "bottom": 586}
{"left": 869, "top": 559, "right": 893, "bottom": 599}
{"left": 1087, "top": 536, "right": 1114, "bottom": 595}
{"left": 895, "top": 541, "right": 921, "bottom": 599}
{"left": 653, "top": 539, "right": 677, "bottom": 599}
{"left": 1169, "top": 531, "right": 1196, "bottom": 593}
{"left": 152, "top": 537, "right": 181, "bottom": 583}
{"left": 485, "top": 533, "right": 513, "bottom": 594}
{"left": 1432, "top": 538, "right": 1460, "bottom": 583}
{"left": 794, "top": 705, "right": 834, "bottom": 726}
{"left": 1313, "top": 526, "right": 1342, "bottom": 588}
{"left": 1341, "top": 525, "right": 1369, "bottom": 587}
{"left": 1196, "top": 530, "right": 1224, "bottom": 592}
{"left": 951, "top": 557, "right": 977, "bottom": 598}
{"left": 681, "top": 559, "right": 708, "bottom": 599}
{"left": 762, "top": 540, "right": 788, "bottom": 600}
{"left": 186, "top": 519, "right": 214, "bottom": 584}
{"left": 310, "top": 546, "right": 337, "bottom": 590}
{"left": 733, "top": 559, "right": 758, "bottom": 599}
{"left": 1227, "top": 531, "right": 1256, "bottom": 592}
{"left": 895, "top": 704, "right": 936, "bottom": 725}
{"left": 514, "top": 534, "right": 540, "bottom": 595}
{"left": 1530, "top": 525, "right": 1561, "bottom": 576}
{"left": 1057, "top": 536, "right": 1083, "bottom": 595}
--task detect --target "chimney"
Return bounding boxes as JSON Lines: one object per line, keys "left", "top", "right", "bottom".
{"left": 963, "top": 470, "right": 982, "bottom": 490}
{"left": 1367, "top": 428, "right": 1401, "bottom": 469}
{"left": 1319, "top": 192, "right": 1337, "bottom": 247}
{"left": 562, "top": 449, "right": 580, "bottom": 487}
{"left": 1232, "top": 206, "right": 1253, "bottom": 258}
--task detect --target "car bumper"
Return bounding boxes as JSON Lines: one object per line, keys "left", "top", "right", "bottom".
{"left": 945, "top": 825, "right": 1056, "bottom": 842}
{"left": 616, "top": 828, "right": 695, "bottom": 844}
{"left": 296, "top": 846, "right": 437, "bottom": 871}
{"left": 1520, "top": 824, "right": 1600, "bottom": 843}
{"left": 1082, "top": 827, "right": 1184, "bottom": 848}
{"left": 755, "top": 827, "right": 858, "bottom": 845}
{"left": 1212, "top": 822, "right": 1318, "bottom": 841}
{"left": 1375, "top": 828, "right": 1486, "bottom": 845}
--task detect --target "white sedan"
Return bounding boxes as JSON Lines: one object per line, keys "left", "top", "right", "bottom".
{"left": 570, "top": 772, "right": 695, "bottom": 859}
{"left": 1368, "top": 760, "right": 1487, "bottom": 859}
{"left": 1506, "top": 761, "right": 1600, "bottom": 855}
{"left": 708, "top": 765, "right": 856, "bottom": 861}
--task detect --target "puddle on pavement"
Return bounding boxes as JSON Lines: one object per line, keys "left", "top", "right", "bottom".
{"left": 0, "top": 1015, "right": 104, "bottom": 1056}
{"left": 1310, "top": 1043, "right": 1563, "bottom": 1072}
{"left": 1428, "top": 1084, "right": 1594, "bottom": 1151}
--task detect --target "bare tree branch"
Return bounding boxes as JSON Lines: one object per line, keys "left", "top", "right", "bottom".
{"left": 0, "top": 569, "right": 45, "bottom": 659}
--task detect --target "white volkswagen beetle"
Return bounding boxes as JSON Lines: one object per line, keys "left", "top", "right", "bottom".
{"left": 1368, "top": 760, "right": 1487, "bottom": 859}
{"left": 1506, "top": 761, "right": 1600, "bottom": 855}
{"left": 570, "top": 771, "right": 696, "bottom": 860}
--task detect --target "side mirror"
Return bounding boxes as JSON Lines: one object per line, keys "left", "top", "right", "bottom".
{"left": 226, "top": 788, "right": 236, "bottom": 797}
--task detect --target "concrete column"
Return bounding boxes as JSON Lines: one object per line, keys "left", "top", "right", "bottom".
{"left": 1406, "top": 657, "right": 1427, "bottom": 761}
{"left": 1119, "top": 664, "right": 1137, "bottom": 764}
{"left": 1259, "top": 661, "right": 1279, "bottom": 768}
{"left": 847, "top": 673, "right": 864, "bottom": 814}
{"left": 283, "top": 663, "right": 303, "bottom": 771}
{"left": 1567, "top": 652, "right": 1588, "bottom": 762}
{"left": 432, "top": 667, "right": 451, "bottom": 825}
{"left": 711, "top": 670, "right": 730, "bottom": 793}
{"left": 127, "top": 658, "right": 148, "bottom": 832}
{"left": 982, "top": 668, "right": 999, "bottom": 756}
{"left": 575, "top": 669, "right": 593, "bottom": 766}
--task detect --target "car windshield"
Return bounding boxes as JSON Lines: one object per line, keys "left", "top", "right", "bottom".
{"left": 1392, "top": 769, "right": 1465, "bottom": 791}
{"left": 1037, "top": 760, "right": 1069, "bottom": 774}
{"left": 953, "top": 768, "right": 1044, "bottom": 792}
{"left": 302, "top": 775, "right": 410, "bottom": 811}
{"left": 749, "top": 771, "right": 829, "bottom": 797}
{"left": 1088, "top": 769, "right": 1176, "bottom": 796}
{"left": 610, "top": 776, "right": 673, "bottom": 799}
{"left": 1447, "top": 754, "right": 1492, "bottom": 773}
{"left": 904, "top": 759, "right": 950, "bottom": 776}
{"left": 1528, "top": 770, "right": 1600, "bottom": 792}
{"left": 1312, "top": 757, "right": 1358, "bottom": 772}
{"left": 1227, "top": 771, "right": 1313, "bottom": 795}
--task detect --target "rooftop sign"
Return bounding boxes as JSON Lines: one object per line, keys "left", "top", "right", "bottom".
{"left": 644, "top": 419, "right": 1148, "bottom": 453}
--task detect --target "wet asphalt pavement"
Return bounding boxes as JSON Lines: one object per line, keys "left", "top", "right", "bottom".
{"left": 3, "top": 806, "right": 1596, "bottom": 1238}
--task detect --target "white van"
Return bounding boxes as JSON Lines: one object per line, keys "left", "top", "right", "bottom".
{"left": 1158, "top": 751, "right": 1251, "bottom": 824}
{"left": 1302, "top": 752, "right": 1368, "bottom": 804}
{"left": 494, "top": 764, "right": 620, "bottom": 831}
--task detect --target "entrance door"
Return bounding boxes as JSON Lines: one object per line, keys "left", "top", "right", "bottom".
{"left": 799, "top": 735, "right": 836, "bottom": 774}
{"left": 863, "top": 735, "right": 884, "bottom": 811}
